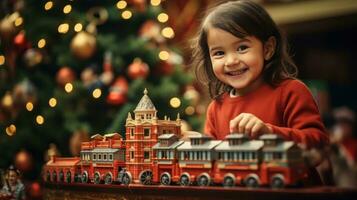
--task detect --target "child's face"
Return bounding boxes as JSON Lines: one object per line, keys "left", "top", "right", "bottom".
{"left": 207, "top": 27, "right": 266, "bottom": 95}
{"left": 7, "top": 171, "right": 18, "bottom": 186}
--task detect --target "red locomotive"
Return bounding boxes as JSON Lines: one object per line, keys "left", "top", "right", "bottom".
{"left": 43, "top": 89, "right": 307, "bottom": 188}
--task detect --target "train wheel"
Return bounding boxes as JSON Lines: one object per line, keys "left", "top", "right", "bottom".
{"left": 271, "top": 174, "right": 285, "bottom": 189}
{"left": 59, "top": 171, "right": 64, "bottom": 182}
{"left": 122, "top": 172, "right": 132, "bottom": 185}
{"left": 245, "top": 177, "right": 259, "bottom": 188}
{"left": 179, "top": 173, "right": 190, "bottom": 186}
{"left": 104, "top": 172, "right": 113, "bottom": 185}
{"left": 94, "top": 172, "right": 101, "bottom": 184}
{"left": 197, "top": 173, "right": 210, "bottom": 186}
{"left": 65, "top": 171, "right": 71, "bottom": 183}
{"left": 160, "top": 173, "right": 171, "bottom": 185}
{"left": 223, "top": 175, "right": 235, "bottom": 187}
{"left": 81, "top": 171, "right": 89, "bottom": 183}
{"left": 139, "top": 170, "right": 153, "bottom": 185}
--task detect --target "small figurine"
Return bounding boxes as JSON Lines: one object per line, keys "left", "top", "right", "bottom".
{"left": 0, "top": 166, "right": 26, "bottom": 200}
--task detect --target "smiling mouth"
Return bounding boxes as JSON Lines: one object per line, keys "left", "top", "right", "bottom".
{"left": 226, "top": 68, "right": 248, "bottom": 76}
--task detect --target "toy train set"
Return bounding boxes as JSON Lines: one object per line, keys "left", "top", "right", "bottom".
{"left": 43, "top": 89, "right": 307, "bottom": 188}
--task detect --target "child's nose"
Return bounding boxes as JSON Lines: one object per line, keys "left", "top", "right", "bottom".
{"left": 225, "top": 53, "right": 240, "bottom": 67}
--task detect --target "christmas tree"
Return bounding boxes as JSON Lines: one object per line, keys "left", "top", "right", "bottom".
{"left": 0, "top": 0, "right": 203, "bottom": 180}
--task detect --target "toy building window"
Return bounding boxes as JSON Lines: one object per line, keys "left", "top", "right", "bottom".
{"left": 130, "top": 128, "right": 134, "bottom": 138}
{"left": 144, "top": 128, "right": 150, "bottom": 137}
{"left": 104, "top": 154, "right": 107, "bottom": 160}
{"left": 147, "top": 114, "right": 151, "bottom": 119}
{"left": 144, "top": 151, "right": 150, "bottom": 160}
{"left": 273, "top": 152, "right": 282, "bottom": 160}
{"left": 109, "top": 154, "right": 113, "bottom": 161}
{"left": 130, "top": 151, "right": 134, "bottom": 160}
{"left": 98, "top": 154, "right": 102, "bottom": 160}
{"left": 93, "top": 154, "right": 97, "bottom": 160}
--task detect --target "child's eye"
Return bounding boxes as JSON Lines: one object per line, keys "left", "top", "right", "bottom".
{"left": 237, "top": 45, "right": 248, "bottom": 52}
{"left": 212, "top": 51, "right": 224, "bottom": 57}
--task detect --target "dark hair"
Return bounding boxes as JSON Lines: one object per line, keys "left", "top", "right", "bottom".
{"left": 7, "top": 165, "right": 20, "bottom": 176}
{"left": 191, "top": 0, "right": 297, "bottom": 99}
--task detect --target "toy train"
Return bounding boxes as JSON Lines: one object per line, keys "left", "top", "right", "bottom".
{"left": 43, "top": 89, "right": 307, "bottom": 188}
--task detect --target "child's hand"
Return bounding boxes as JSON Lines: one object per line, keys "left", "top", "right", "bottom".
{"left": 229, "top": 113, "right": 273, "bottom": 138}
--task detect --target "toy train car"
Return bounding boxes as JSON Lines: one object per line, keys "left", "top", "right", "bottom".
{"left": 43, "top": 89, "right": 307, "bottom": 188}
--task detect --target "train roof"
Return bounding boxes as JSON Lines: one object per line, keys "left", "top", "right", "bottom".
{"left": 225, "top": 133, "right": 248, "bottom": 139}
{"left": 263, "top": 141, "right": 295, "bottom": 151}
{"left": 46, "top": 157, "right": 80, "bottom": 167}
{"left": 259, "top": 134, "right": 283, "bottom": 140}
{"left": 158, "top": 133, "right": 176, "bottom": 139}
{"left": 215, "top": 140, "right": 264, "bottom": 151}
{"left": 91, "top": 148, "right": 120, "bottom": 153}
{"left": 152, "top": 140, "right": 184, "bottom": 149}
{"left": 176, "top": 140, "right": 222, "bottom": 150}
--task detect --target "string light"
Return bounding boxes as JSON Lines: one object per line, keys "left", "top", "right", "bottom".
{"left": 37, "top": 39, "right": 46, "bottom": 48}
{"left": 151, "top": 0, "right": 161, "bottom": 6}
{"left": 74, "top": 23, "right": 83, "bottom": 32}
{"left": 36, "top": 115, "right": 45, "bottom": 125}
{"left": 170, "top": 97, "right": 181, "bottom": 108}
{"left": 44, "top": 1, "right": 53, "bottom": 11}
{"left": 121, "top": 10, "right": 132, "bottom": 19}
{"left": 185, "top": 106, "right": 195, "bottom": 115}
{"left": 26, "top": 102, "right": 34, "bottom": 111}
{"left": 14, "top": 17, "right": 23, "bottom": 26}
{"left": 158, "top": 50, "right": 170, "bottom": 61}
{"left": 161, "top": 27, "right": 175, "bottom": 39}
{"left": 49, "top": 98, "right": 57, "bottom": 107}
{"left": 63, "top": 4, "right": 72, "bottom": 14}
{"left": 116, "top": 0, "right": 127, "bottom": 9}
{"left": 5, "top": 124, "right": 16, "bottom": 136}
{"left": 0, "top": 55, "right": 5, "bottom": 65}
{"left": 157, "top": 13, "right": 168, "bottom": 23}
{"left": 2, "top": 92, "right": 13, "bottom": 107}
{"left": 64, "top": 83, "right": 73, "bottom": 93}
{"left": 92, "top": 88, "right": 102, "bottom": 98}
{"left": 58, "top": 23, "right": 69, "bottom": 34}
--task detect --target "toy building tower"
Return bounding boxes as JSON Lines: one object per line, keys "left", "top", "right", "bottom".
{"left": 125, "top": 89, "right": 181, "bottom": 183}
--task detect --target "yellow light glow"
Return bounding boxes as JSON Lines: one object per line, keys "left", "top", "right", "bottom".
{"left": 58, "top": 23, "right": 69, "bottom": 34}
{"left": 26, "top": 102, "right": 34, "bottom": 111}
{"left": 74, "top": 23, "right": 83, "bottom": 32}
{"left": 92, "top": 88, "right": 102, "bottom": 98}
{"left": 64, "top": 83, "right": 73, "bottom": 93}
{"left": 36, "top": 115, "right": 44, "bottom": 125}
{"left": 2, "top": 93, "right": 13, "bottom": 107}
{"left": 63, "top": 5, "right": 72, "bottom": 14}
{"left": 116, "top": 0, "right": 127, "bottom": 9}
{"left": 158, "top": 50, "right": 170, "bottom": 61}
{"left": 157, "top": 13, "right": 168, "bottom": 23}
{"left": 161, "top": 27, "right": 175, "bottom": 39}
{"left": 121, "top": 10, "right": 132, "bottom": 19}
{"left": 44, "top": 1, "right": 53, "bottom": 10}
{"left": 170, "top": 97, "right": 181, "bottom": 108}
{"left": 0, "top": 55, "right": 5, "bottom": 65}
{"left": 49, "top": 98, "right": 57, "bottom": 107}
{"left": 185, "top": 106, "right": 195, "bottom": 115}
{"left": 5, "top": 125, "right": 16, "bottom": 136}
{"left": 14, "top": 17, "right": 23, "bottom": 26}
{"left": 151, "top": 0, "right": 161, "bottom": 6}
{"left": 37, "top": 39, "right": 46, "bottom": 48}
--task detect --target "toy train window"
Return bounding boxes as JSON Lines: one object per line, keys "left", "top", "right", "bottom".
{"left": 93, "top": 154, "right": 97, "bottom": 160}
{"left": 130, "top": 150, "right": 134, "bottom": 160}
{"left": 264, "top": 152, "right": 283, "bottom": 161}
{"left": 157, "top": 150, "right": 172, "bottom": 159}
{"left": 218, "top": 152, "right": 257, "bottom": 161}
{"left": 130, "top": 128, "right": 134, "bottom": 138}
{"left": 144, "top": 128, "right": 150, "bottom": 138}
{"left": 180, "top": 151, "right": 211, "bottom": 161}
{"left": 104, "top": 154, "right": 107, "bottom": 160}
{"left": 144, "top": 151, "right": 150, "bottom": 161}
{"left": 109, "top": 154, "right": 113, "bottom": 161}
{"left": 99, "top": 154, "right": 102, "bottom": 160}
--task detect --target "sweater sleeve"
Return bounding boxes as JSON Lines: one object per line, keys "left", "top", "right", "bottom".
{"left": 204, "top": 101, "right": 218, "bottom": 139}
{"left": 268, "top": 80, "right": 329, "bottom": 149}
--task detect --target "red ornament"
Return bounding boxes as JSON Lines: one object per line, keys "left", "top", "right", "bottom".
{"left": 14, "top": 150, "right": 33, "bottom": 172}
{"left": 29, "top": 182, "right": 42, "bottom": 199}
{"left": 139, "top": 20, "right": 164, "bottom": 44}
{"left": 56, "top": 66, "right": 76, "bottom": 86}
{"left": 127, "top": 58, "right": 149, "bottom": 79}
{"left": 107, "top": 76, "right": 128, "bottom": 105}
{"left": 13, "top": 31, "right": 30, "bottom": 52}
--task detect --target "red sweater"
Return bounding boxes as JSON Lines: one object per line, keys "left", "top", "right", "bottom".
{"left": 205, "top": 79, "right": 329, "bottom": 149}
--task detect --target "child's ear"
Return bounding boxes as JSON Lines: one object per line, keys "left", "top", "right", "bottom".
{"left": 264, "top": 36, "right": 276, "bottom": 60}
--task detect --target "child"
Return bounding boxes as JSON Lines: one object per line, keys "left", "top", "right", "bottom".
{"left": 1, "top": 166, "right": 25, "bottom": 200}
{"left": 192, "top": 1, "right": 329, "bottom": 150}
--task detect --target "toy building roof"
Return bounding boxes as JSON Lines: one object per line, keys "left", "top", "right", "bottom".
{"left": 104, "top": 133, "right": 122, "bottom": 139}
{"left": 91, "top": 134, "right": 104, "bottom": 140}
{"left": 186, "top": 131, "right": 212, "bottom": 139}
{"left": 46, "top": 157, "right": 80, "bottom": 166}
{"left": 152, "top": 140, "right": 185, "bottom": 150}
{"left": 134, "top": 88, "right": 156, "bottom": 112}
{"left": 225, "top": 133, "right": 248, "bottom": 139}
{"left": 263, "top": 141, "right": 295, "bottom": 151}
{"left": 215, "top": 140, "right": 264, "bottom": 151}
{"left": 158, "top": 133, "right": 176, "bottom": 139}
{"left": 92, "top": 148, "right": 120, "bottom": 153}
{"left": 259, "top": 134, "right": 283, "bottom": 140}
{"left": 177, "top": 140, "right": 222, "bottom": 150}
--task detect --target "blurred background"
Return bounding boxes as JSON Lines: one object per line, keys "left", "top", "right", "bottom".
{"left": 0, "top": 0, "right": 357, "bottom": 197}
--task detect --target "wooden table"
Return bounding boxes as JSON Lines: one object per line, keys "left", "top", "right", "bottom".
{"left": 44, "top": 183, "right": 357, "bottom": 200}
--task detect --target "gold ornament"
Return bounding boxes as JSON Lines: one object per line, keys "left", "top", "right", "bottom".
{"left": 0, "top": 12, "right": 20, "bottom": 40}
{"left": 70, "top": 31, "right": 96, "bottom": 60}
